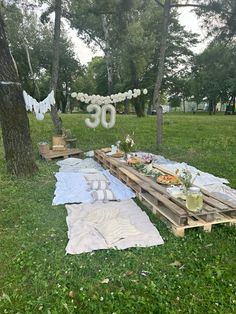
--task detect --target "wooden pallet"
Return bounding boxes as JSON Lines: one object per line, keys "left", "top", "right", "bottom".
{"left": 40, "top": 148, "right": 84, "bottom": 160}
{"left": 94, "top": 150, "right": 236, "bottom": 236}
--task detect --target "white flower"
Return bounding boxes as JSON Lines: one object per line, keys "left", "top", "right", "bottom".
{"left": 143, "top": 88, "right": 148, "bottom": 95}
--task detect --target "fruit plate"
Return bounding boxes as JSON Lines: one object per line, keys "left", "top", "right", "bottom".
{"left": 157, "top": 174, "right": 180, "bottom": 185}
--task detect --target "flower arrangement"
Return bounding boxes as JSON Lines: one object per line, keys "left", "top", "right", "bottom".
{"left": 175, "top": 168, "right": 200, "bottom": 191}
{"left": 142, "top": 154, "right": 153, "bottom": 164}
{"left": 119, "top": 134, "right": 135, "bottom": 155}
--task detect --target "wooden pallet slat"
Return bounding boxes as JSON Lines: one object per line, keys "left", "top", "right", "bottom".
{"left": 40, "top": 148, "right": 84, "bottom": 160}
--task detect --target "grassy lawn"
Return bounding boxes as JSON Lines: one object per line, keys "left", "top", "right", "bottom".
{"left": 0, "top": 113, "right": 236, "bottom": 313}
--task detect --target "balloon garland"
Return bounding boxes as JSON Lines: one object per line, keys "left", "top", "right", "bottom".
{"left": 71, "top": 88, "right": 148, "bottom": 105}
{"left": 71, "top": 88, "right": 148, "bottom": 129}
{"left": 23, "top": 90, "right": 55, "bottom": 120}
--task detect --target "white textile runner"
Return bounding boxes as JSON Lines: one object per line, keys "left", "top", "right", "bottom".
{"left": 135, "top": 152, "right": 229, "bottom": 187}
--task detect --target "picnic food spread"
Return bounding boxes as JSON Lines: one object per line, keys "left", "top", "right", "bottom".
{"left": 127, "top": 156, "right": 144, "bottom": 165}
{"left": 157, "top": 174, "right": 180, "bottom": 185}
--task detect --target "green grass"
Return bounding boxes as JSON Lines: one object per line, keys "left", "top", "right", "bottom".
{"left": 0, "top": 113, "right": 236, "bottom": 313}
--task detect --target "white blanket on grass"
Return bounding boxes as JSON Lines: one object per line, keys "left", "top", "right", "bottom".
{"left": 102, "top": 170, "right": 136, "bottom": 201}
{"left": 65, "top": 199, "right": 164, "bottom": 254}
{"left": 52, "top": 172, "right": 93, "bottom": 205}
{"left": 53, "top": 170, "right": 135, "bottom": 205}
{"left": 58, "top": 158, "right": 104, "bottom": 173}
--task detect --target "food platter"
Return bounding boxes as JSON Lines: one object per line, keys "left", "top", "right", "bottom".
{"left": 111, "top": 151, "right": 124, "bottom": 158}
{"left": 127, "top": 156, "right": 144, "bottom": 165}
{"left": 157, "top": 174, "right": 180, "bottom": 185}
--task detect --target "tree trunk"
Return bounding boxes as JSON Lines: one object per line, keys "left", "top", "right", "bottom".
{"left": 232, "top": 95, "right": 235, "bottom": 115}
{"left": 25, "top": 45, "right": 41, "bottom": 99}
{"left": 208, "top": 99, "right": 213, "bottom": 115}
{"left": 124, "top": 97, "right": 129, "bottom": 114}
{"left": 152, "top": 0, "right": 171, "bottom": 145}
{"left": 102, "top": 14, "right": 113, "bottom": 95}
{"left": 147, "top": 98, "right": 152, "bottom": 115}
{"left": 50, "top": 0, "right": 63, "bottom": 134}
{"left": 183, "top": 97, "right": 186, "bottom": 113}
{"left": 130, "top": 60, "right": 144, "bottom": 117}
{"left": 0, "top": 11, "right": 37, "bottom": 176}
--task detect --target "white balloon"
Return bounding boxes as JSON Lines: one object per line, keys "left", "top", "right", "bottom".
{"left": 100, "top": 104, "right": 116, "bottom": 129}
{"left": 85, "top": 104, "right": 101, "bottom": 128}
{"left": 71, "top": 92, "right": 77, "bottom": 98}
{"left": 36, "top": 112, "right": 44, "bottom": 120}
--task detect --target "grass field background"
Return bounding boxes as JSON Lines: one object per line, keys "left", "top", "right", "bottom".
{"left": 0, "top": 113, "right": 236, "bottom": 313}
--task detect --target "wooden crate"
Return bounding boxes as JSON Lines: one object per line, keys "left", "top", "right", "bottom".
{"left": 38, "top": 143, "right": 49, "bottom": 154}
{"left": 40, "top": 148, "right": 84, "bottom": 160}
{"left": 94, "top": 150, "right": 236, "bottom": 237}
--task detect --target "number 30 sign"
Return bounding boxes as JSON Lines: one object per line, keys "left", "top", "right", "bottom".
{"left": 85, "top": 104, "right": 116, "bottom": 129}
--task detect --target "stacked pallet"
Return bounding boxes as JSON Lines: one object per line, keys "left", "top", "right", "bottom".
{"left": 39, "top": 136, "right": 83, "bottom": 160}
{"left": 94, "top": 150, "right": 236, "bottom": 237}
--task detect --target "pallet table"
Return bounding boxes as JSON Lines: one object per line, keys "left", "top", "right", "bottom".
{"left": 94, "top": 150, "right": 236, "bottom": 237}
{"left": 40, "top": 148, "right": 84, "bottom": 160}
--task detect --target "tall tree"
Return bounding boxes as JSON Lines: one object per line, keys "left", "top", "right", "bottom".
{"left": 50, "top": 0, "right": 63, "bottom": 134}
{"left": 0, "top": 6, "right": 37, "bottom": 176}
{"left": 153, "top": 0, "right": 207, "bottom": 145}
{"left": 152, "top": 0, "right": 171, "bottom": 145}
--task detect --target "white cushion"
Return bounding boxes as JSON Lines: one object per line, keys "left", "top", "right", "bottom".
{"left": 90, "top": 180, "right": 109, "bottom": 190}
{"left": 92, "top": 189, "right": 114, "bottom": 202}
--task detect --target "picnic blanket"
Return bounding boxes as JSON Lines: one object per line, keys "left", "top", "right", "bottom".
{"left": 52, "top": 172, "right": 93, "bottom": 205}
{"left": 57, "top": 157, "right": 104, "bottom": 173}
{"left": 52, "top": 167, "right": 135, "bottom": 205}
{"left": 65, "top": 199, "right": 164, "bottom": 254}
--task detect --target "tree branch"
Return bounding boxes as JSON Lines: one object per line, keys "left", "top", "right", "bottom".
{"left": 80, "top": 29, "right": 105, "bottom": 51}
{"left": 154, "top": 0, "right": 164, "bottom": 8}
{"left": 170, "top": 4, "right": 207, "bottom": 9}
